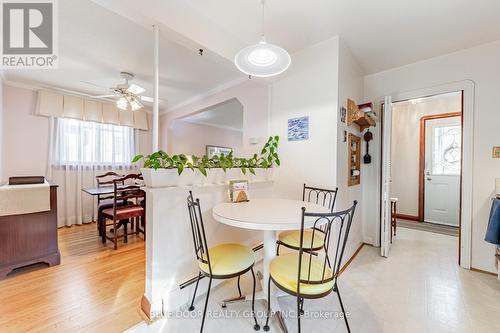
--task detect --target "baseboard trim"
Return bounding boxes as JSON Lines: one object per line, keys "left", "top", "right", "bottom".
{"left": 139, "top": 295, "right": 153, "bottom": 324}
{"left": 470, "top": 267, "right": 497, "bottom": 276}
{"left": 396, "top": 214, "right": 420, "bottom": 222}
{"left": 339, "top": 243, "right": 367, "bottom": 275}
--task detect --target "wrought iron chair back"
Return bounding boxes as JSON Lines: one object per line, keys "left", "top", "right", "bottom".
{"left": 302, "top": 184, "right": 339, "bottom": 236}
{"left": 187, "top": 191, "right": 212, "bottom": 276}
{"left": 302, "top": 184, "right": 338, "bottom": 212}
{"left": 297, "top": 200, "right": 357, "bottom": 293}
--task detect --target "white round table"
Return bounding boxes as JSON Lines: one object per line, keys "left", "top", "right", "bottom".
{"left": 212, "top": 198, "right": 330, "bottom": 325}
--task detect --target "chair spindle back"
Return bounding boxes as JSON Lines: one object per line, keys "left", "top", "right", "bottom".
{"left": 112, "top": 174, "right": 144, "bottom": 213}
{"left": 302, "top": 184, "right": 338, "bottom": 212}
{"left": 297, "top": 201, "right": 358, "bottom": 295}
{"left": 96, "top": 172, "right": 123, "bottom": 203}
{"left": 187, "top": 191, "right": 212, "bottom": 275}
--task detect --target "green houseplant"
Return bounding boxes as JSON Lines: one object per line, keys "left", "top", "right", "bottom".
{"left": 133, "top": 136, "right": 280, "bottom": 187}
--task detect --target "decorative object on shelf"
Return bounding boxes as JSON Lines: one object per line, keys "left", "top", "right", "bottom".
{"left": 493, "top": 146, "right": 500, "bottom": 158}
{"left": 133, "top": 136, "right": 280, "bottom": 187}
{"left": 287, "top": 116, "right": 309, "bottom": 141}
{"left": 363, "top": 129, "right": 373, "bottom": 164}
{"left": 234, "top": 0, "right": 291, "bottom": 77}
{"left": 206, "top": 145, "right": 233, "bottom": 159}
{"left": 348, "top": 133, "right": 361, "bottom": 186}
{"left": 347, "top": 99, "right": 377, "bottom": 131}
{"left": 340, "top": 106, "right": 347, "bottom": 123}
{"left": 229, "top": 180, "right": 249, "bottom": 203}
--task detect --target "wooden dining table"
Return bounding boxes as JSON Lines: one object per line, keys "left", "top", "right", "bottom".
{"left": 81, "top": 185, "right": 145, "bottom": 241}
{"left": 81, "top": 186, "right": 116, "bottom": 196}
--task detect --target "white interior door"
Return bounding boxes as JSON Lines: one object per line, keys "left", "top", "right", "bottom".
{"left": 424, "top": 116, "right": 461, "bottom": 226}
{"left": 381, "top": 96, "right": 393, "bottom": 257}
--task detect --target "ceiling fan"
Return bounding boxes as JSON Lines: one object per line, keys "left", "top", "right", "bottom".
{"left": 88, "top": 72, "right": 154, "bottom": 111}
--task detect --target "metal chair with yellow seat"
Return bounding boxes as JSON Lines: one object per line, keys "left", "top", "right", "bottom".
{"left": 264, "top": 201, "right": 357, "bottom": 333}
{"left": 186, "top": 191, "right": 260, "bottom": 333}
{"left": 276, "top": 184, "right": 338, "bottom": 257}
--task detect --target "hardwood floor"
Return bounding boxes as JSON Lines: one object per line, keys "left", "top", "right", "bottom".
{"left": 0, "top": 223, "right": 145, "bottom": 333}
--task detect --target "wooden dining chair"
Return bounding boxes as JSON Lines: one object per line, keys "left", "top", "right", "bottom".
{"left": 276, "top": 184, "right": 338, "bottom": 257}
{"left": 186, "top": 191, "right": 260, "bottom": 332}
{"left": 101, "top": 174, "right": 145, "bottom": 250}
{"left": 96, "top": 172, "right": 125, "bottom": 236}
{"left": 264, "top": 201, "right": 357, "bottom": 333}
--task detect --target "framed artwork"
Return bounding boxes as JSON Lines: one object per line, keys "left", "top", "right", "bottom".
{"left": 229, "top": 180, "right": 249, "bottom": 203}
{"left": 206, "top": 145, "right": 233, "bottom": 158}
{"left": 288, "top": 116, "right": 309, "bottom": 141}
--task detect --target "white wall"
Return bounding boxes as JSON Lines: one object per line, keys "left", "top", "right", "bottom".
{"left": 336, "top": 39, "right": 366, "bottom": 253}
{"left": 270, "top": 36, "right": 365, "bottom": 262}
{"left": 1, "top": 85, "right": 153, "bottom": 179}
{"left": 391, "top": 94, "right": 462, "bottom": 217}
{"left": 270, "top": 37, "right": 339, "bottom": 199}
{"left": 364, "top": 40, "right": 500, "bottom": 273}
{"left": 2, "top": 85, "right": 49, "bottom": 179}
{"left": 161, "top": 80, "right": 269, "bottom": 157}
{"left": 167, "top": 121, "right": 243, "bottom": 156}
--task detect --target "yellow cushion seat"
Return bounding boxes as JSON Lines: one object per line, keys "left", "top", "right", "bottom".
{"left": 270, "top": 253, "right": 334, "bottom": 297}
{"left": 278, "top": 229, "right": 325, "bottom": 250}
{"left": 199, "top": 243, "right": 255, "bottom": 277}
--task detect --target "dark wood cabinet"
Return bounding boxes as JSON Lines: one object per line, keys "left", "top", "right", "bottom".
{"left": 0, "top": 184, "right": 60, "bottom": 279}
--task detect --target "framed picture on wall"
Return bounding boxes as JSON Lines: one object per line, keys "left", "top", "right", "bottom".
{"left": 206, "top": 145, "right": 233, "bottom": 158}
{"left": 288, "top": 116, "right": 309, "bottom": 141}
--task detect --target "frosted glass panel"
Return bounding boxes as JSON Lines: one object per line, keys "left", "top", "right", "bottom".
{"left": 432, "top": 125, "right": 461, "bottom": 175}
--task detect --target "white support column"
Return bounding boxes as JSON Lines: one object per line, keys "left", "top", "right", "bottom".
{"left": 152, "top": 24, "right": 160, "bottom": 152}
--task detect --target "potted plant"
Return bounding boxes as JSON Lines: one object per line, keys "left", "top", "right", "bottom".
{"left": 133, "top": 136, "right": 280, "bottom": 188}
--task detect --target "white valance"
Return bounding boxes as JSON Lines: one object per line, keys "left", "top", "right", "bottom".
{"left": 36, "top": 90, "right": 149, "bottom": 130}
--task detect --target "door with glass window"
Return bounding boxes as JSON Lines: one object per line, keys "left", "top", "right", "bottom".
{"left": 424, "top": 116, "right": 461, "bottom": 226}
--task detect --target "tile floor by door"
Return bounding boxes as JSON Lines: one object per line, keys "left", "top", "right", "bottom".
{"left": 129, "top": 227, "right": 500, "bottom": 333}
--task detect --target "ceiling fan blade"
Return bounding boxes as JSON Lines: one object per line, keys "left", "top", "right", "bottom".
{"left": 80, "top": 80, "right": 110, "bottom": 90}
{"left": 140, "top": 96, "right": 154, "bottom": 103}
{"left": 90, "top": 94, "right": 116, "bottom": 98}
{"left": 127, "top": 83, "right": 146, "bottom": 95}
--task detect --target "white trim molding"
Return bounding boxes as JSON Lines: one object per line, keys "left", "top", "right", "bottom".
{"left": 389, "top": 80, "right": 475, "bottom": 269}
{"left": 165, "top": 77, "right": 248, "bottom": 114}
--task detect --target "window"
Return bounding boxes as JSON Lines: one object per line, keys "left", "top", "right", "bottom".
{"left": 431, "top": 125, "right": 461, "bottom": 175}
{"left": 52, "top": 118, "right": 135, "bottom": 166}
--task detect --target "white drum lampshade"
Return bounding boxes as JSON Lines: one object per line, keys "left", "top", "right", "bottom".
{"left": 235, "top": 38, "right": 291, "bottom": 77}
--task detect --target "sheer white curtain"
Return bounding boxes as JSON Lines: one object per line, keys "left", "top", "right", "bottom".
{"left": 47, "top": 117, "right": 139, "bottom": 227}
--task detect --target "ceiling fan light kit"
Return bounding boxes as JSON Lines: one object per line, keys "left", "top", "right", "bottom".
{"left": 234, "top": 0, "right": 291, "bottom": 77}
{"left": 116, "top": 97, "right": 128, "bottom": 110}
{"left": 89, "top": 71, "right": 151, "bottom": 111}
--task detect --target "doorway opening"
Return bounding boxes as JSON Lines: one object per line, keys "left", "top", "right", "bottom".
{"left": 382, "top": 91, "right": 464, "bottom": 259}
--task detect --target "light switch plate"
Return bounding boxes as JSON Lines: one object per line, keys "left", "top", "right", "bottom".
{"left": 493, "top": 146, "right": 500, "bottom": 158}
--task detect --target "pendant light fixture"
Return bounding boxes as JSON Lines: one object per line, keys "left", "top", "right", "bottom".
{"left": 234, "top": 0, "right": 291, "bottom": 77}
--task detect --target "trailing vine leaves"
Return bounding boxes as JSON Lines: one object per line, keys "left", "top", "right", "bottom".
{"left": 132, "top": 136, "right": 280, "bottom": 176}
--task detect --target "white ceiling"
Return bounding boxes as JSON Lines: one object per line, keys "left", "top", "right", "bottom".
{"left": 180, "top": 98, "right": 243, "bottom": 132}
{"left": 4, "top": 0, "right": 500, "bottom": 111}
{"left": 3, "top": 0, "right": 242, "bottom": 109}
{"left": 94, "top": 0, "right": 500, "bottom": 74}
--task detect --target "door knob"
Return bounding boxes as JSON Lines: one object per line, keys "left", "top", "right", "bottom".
{"left": 426, "top": 177, "right": 432, "bottom": 181}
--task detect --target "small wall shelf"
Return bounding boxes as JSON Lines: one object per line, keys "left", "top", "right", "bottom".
{"left": 347, "top": 99, "right": 376, "bottom": 132}
{"left": 348, "top": 133, "right": 361, "bottom": 186}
